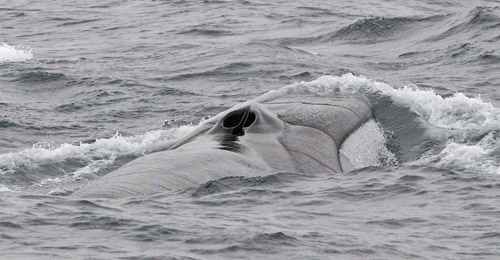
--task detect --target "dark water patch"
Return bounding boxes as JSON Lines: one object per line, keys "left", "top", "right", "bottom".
{"left": 128, "top": 224, "right": 184, "bottom": 242}
{"left": 89, "top": 4, "right": 111, "bottom": 9}
{"left": 39, "top": 245, "right": 80, "bottom": 250}
{"left": 55, "top": 103, "right": 83, "bottom": 112}
{"left": 170, "top": 43, "right": 199, "bottom": 49}
{"left": 63, "top": 199, "right": 123, "bottom": 212}
{"left": 87, "top": 89, "right": 126, "bottom": 99}
{"left": 153, "top": 87, "right": 198, "bottom": 96}
{"left": 184, "top": 235, "right": 232, "bottom": 245}
{"left": 13, "top": 70, "right": 67, "bottom": 83}
{"left": 344, "top": 248, "right": 376, "bottom": 256}
{"left": 70, "top": 216, "right": 136, "bottom": 230}
{"left": 279, "top": 18, "right": 308, "bottom": 25}
{"left": 169, "top": 62, "right": 254, "bottom": 80}
{"left": 397, "top": 175, "right": 425, "bottom": 182}
{"left": 322, "top": 15, "right": 446, "bottom": 43}
{"left": 475, "top": 51, "right": 500, "bottom": 64}
{"left": 247, "top": 232, "right": 298, "bottom": 246}
{"left": 0, "top": 119, "right": 19, "bottom": 128}
{"left": 18, "top": 31, "right": 54, "bottom": 38}
{"left": 47, "top": 17, "right": 74, "bottom": 21}
{"left": 294, "top": 199, "right": 331, "bottom": 206}
{"left": 191, "top": 232, "right": 298, "bottom": 254}
{"left": 1, "top": 233, "right": 18, "bottom": 240}
{"left": 120, "top": 254, "right": 200, "bottom": 260}
{"left": 425, "top": 6, "right": 500, "bottom": 42}
{"left": 398, "top": 50, "right": 432, "bottom": 58}
{"left": 366, "top": 217, "right": 427, "bottom": 229}
{"left": 57, "top": 18, "right": 101, "bottom": 27}
{"left": 439, "top": 174, "right": 486, "bottom": 184}
{"left": 365, "top": 60, "right": 413, "bottom": 71}
{"left": 468, "top": 6, "right": 500, "bottom": 28}
{"left": 462, "top": 203, "right": 495, "bottom": 210}
{"left": 191, "top": 197, "right": 263, "bottom": 207}
{"left": 66, "top": 77, "right": 98, "bottom": 88}
{"left": 295, "top": 6, "right": 341, "bottom": 17}
{"left": 445, "top": 42, "right": 477, "bottom": 59}
{"left": 104, "top": 26, "right": 126, "bottom": 31}
{"left": 178, "top": 28, "right": 235, "bottom": 37}
{"left": 42, "top": 57, "right": 86, "bottom": 64}
{"left": 329, "top": 182, "right": 421, "bottom": 201}
{"left": 24, "top": 217, "right": 57, "bottom": 226}
{"left": 0, "top": 221, "right": 23, "bottom": 229}
{"left": 8, "top": 12, "right": 25, "bottom": 17}
{"left": 479, "top": 183, "right": 500, "bottom": 189}
{"left": 278, "top": 71, "right": 318, "bottom": 81}
{"left": 476, "top": 232, "right": 500, "bottom": 239}
{"left": 277, "top": 36, "right": 319, "bottom": 45}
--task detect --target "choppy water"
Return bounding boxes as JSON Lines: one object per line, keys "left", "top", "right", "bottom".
{"left": 1, "top": 0, "right": 500, "bottom": 259}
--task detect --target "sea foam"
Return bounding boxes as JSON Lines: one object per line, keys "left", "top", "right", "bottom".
{"left": 276, "top": 74, "right": 500, "bottom": 174}
{"left": 0, "top": 42, "right": 33, "bottom": 62}
{"left": 0, "top": 125, "right": 196, "bottom": 178}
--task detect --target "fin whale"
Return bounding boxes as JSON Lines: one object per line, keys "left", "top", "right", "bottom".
{"left": 72, "top": 94, "right": 373, "bottom": 198}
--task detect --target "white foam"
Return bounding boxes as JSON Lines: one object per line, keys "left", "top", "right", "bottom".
{"left": 276, "top": 74, "right": 500, "bottom": 132}
{"left": 0, "top": 184, "right": 13, "bottom": 193}
{"left": 0, "top": 125, "right": 197, "bottom": 178}
{"left": 0, "top": 42, "right": 33, "bottom": 62}
{"left": 267, "top": 74, "right": 500, "bottom": 174}
{"left": 418, "top": 133, "right": 500, "bottom": 174}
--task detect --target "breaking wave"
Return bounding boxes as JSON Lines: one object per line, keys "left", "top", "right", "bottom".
{"left": 0, "top": 125, "right": 197, "bottom": 188}
{"left": 0, "top": 42, "right": 33, "bottom": 62}
{"left": 268, "top": 74, "right": 500, "bottom": 174}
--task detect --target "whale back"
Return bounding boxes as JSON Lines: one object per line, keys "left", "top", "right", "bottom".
{"left": 72, "top": 95, "right": 373, "bottom": 198}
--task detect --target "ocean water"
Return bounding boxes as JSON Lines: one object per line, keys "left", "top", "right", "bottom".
{"left": 1, "top": 0, "right": 500, "bottom": 259}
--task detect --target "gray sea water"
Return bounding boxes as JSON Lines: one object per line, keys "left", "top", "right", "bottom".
{"left": 1, "top": 0, "right": 500, "bottom": 259}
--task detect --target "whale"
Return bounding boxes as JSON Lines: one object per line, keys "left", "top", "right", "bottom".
{"left": 72, "top": 94, "right": 374, "bottom": 198}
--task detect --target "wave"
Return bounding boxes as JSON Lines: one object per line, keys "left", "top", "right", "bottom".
{"left": 325, "top": 15, "right": 445, "bottom": 42}
{"left": 57, "top": 18, "right": 101, "bottom": 27}
{"left": 0, "top": 42, "right": 33, "bottom": 62}
{"left": 277, "top": 15, "right": 446, "bottom": 45}
{"left": 177, "top": 28, "right": 235, "bottom": 37}
{"left": 0, "top": 126, "right": 197, "bottom": 187}
{"left": 424, "top": 6, "right": 500, "bottom": 42}
{"left": 0, "top": 119, "right": 19, "bottom": 128}
{"left": 13, "top": 70, "right": 66, "bottom": 83}
{"left": 259, "top": 74, "right": 500, "bottom": 174}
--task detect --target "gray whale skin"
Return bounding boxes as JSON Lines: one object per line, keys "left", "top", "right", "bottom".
{"left": 73, "top": 94, "right": 372, "bottom": 198}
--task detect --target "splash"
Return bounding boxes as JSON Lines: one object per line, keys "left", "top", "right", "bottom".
{"left": 0, "top": 184, "right": 12, "bottom": 193}
{"left": 0, "top": 125, "right": 196, "bottom": 179}
{"left": 267, "top": 74, "right": 500, "bottom": 174}
{"left": 0, "top": 42, "right": 33, "bottom": 62}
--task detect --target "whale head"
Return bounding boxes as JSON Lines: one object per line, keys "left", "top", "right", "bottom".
{"left": 72, "top": 94, "right": 375, "bottom": 198}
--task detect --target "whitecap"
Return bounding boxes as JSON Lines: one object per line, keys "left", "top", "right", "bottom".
{"left": 265, "top": 74, "right": 500, "bottom": 174}
{"left": 0, "top": 42, "right": 33, "bottom": 62}
{"left": 0, "top": 125, "right": 197, "bottom": 179}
